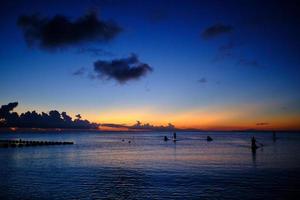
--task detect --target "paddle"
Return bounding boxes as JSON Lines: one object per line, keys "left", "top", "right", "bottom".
{"left": 257, "top": 141, "right": 264, "bottom": 147}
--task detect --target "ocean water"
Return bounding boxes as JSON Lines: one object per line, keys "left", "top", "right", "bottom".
{"left": 0, "top": 131, "right": 299, "bottom": 200}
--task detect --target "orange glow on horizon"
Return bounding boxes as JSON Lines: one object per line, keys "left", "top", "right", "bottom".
{"left": 15, "top": 102, "right": 300, "bottom": 131}
{"left": 84, "top": 103, "right": 300, "bottom": 131}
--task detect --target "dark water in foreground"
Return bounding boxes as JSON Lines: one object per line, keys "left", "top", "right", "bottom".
{"left": 0, "top": 131, "right": 300, "bottom": 200}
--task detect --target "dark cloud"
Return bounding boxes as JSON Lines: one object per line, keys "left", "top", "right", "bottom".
{"left": 75, "top": 114, "right": 82, "bottom": 119}
{"left": 256, "top": 122, "right": 269, "bottom": 126}
{"left": 93, "top": 54, "right": 153, "bottom": 83}
{"left": 0, "top": 102, "right": 19, "bottom": 126}
{"left": 198, "top": 77, "right": 207, "bottom": 83}
{"left": 0, "top": 102, "right": 18, "bottom": 118}
{"left": 17, "top": 12, "right": 122, "bottom": 49}
{"left": 202, "top": 23, "right": 233, "bottom": 39}
{"left": 0, "top": 102, "right": 98, "bottom": 129}
{"left": 73, "top": 67, "right": 86, "bottom": 76}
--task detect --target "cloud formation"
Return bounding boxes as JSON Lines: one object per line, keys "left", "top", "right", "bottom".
{"left": 256, "top": 122, "right": 269, "bottom": 126}
{"left": 132, "top": 120, "right": 175, "bottom": 131}
{"left": 198, "top": 77, "right": 207, "bottom": 83}
{"left": 202, "top": 23, "right": 233, "bottom": 39}
{"left": 17, "top": 12, "right": 122, "bottom": 49}
{"left": 0, "top": 102, "right": 98, "bottom": 129}
{"left": 73, "top": 67, "right": 86, "bottom": 76}
{"left": 238, "top": 58, "right": 260, "bottom": 67}
{"left": 101, "top": 121, "right": 176, "bottom": 131}
{"left": 93, "top": 54, "right": 153, "bottom": 83}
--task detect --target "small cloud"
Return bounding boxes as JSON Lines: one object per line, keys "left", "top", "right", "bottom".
{"left": 93, "top": 54, "right": 153, "bottom": 84}
{"left": 76, "top": 47, "right": 114, "bottom": 57}
{"left": 238, "top": 58, "right": 260, "bottom": 67}
{"left": 75, "top": 114, "right": 82, "bottom": 119}
{"left": 202, "top": 23, "right": 233, "bottom": 39}
{"left": 73, "top": 67, "right": 86, "bottom": 76}
{"left": 198, "top": 77, "right": 207, "bottom": 83}
{"left": 17, "top": 11, "right": 122, "bottom": 50}
{"left": 213, "top": 41, "right": 235, "bottom": 61}
{"left": 256, "top": 122, "right": 270, "bottom": 126}
{"left": 88, "top": 73, "right": 97, "bottom": 80}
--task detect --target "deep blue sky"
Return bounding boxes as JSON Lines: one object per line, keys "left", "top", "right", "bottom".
{"left": 1, "top": 0, "right": 300, "bottom": 130}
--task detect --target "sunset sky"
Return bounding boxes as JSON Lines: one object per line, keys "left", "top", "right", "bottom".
{"left": 1, "top": 0, "right": 300, "bottom": 130}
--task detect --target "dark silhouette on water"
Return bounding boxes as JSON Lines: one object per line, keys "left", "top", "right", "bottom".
{"left": 207, "top": 136, "right": 213, "bottom": 142}
{"left": 164, "top": 136, "right": 169, "bottom": 141}
{"left": 273, "top": 131, "right": 277, "bottom": 142}
{"left": 0, "top": 139, "right": 74, "bottom": 148}
{"left": 251, "top": 136, "right": 261, "bottom": 153}
{"left": 173, "top": 132, "right": 177, "bottom": 142}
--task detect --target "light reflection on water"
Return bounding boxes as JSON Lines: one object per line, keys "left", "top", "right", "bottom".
{"left": 0, "top": 132, "right": 300, "bottom": 199}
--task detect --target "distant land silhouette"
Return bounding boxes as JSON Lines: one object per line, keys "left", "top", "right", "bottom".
{"left": 0, "top": 102, "right": 177, "bottom": 131}
{"left": 0, "top": 102, "right": 98, "bottom": 129}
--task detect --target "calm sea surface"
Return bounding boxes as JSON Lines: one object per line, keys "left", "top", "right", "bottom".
{"left": 0, "top": 131, "right": 300, "bottom": 200}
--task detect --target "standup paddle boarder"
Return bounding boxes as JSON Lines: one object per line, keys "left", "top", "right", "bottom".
{"left": 251, "top": 136, "right": 263, "bottom": 153}
{"left": 173, "top": 132, "right": 177, "bottom": 141}
{"left": 251, "top": 136, "right": 258, "bottom": 152}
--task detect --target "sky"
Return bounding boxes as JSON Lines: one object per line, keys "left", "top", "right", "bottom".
{"left": 1, "top": 0, "right": 300, "bottom": 131}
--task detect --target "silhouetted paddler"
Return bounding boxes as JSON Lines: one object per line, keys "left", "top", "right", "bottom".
{"left": 207, "top": 136, "right": 213, "bottom": 142}
{"left": 251, "top": 136, "right": 258, "bottom": 152}
{"left": 164, "top": 136, "right": 169, "bottom": 141}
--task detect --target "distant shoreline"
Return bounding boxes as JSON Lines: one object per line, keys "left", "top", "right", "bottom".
{"left": 0, "top": 127, "right": 299, "bottom": 133}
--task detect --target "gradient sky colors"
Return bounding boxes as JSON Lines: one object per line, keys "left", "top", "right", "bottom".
{"left": 1, "top": 0, "right": 300, "bottom": 131}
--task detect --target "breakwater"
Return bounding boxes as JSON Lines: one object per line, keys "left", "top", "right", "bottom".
{"left": 0, "top": 139, "right": 74, "bottom": 147}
